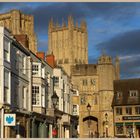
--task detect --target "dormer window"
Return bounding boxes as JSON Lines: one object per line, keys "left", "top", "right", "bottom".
{"left": 129, "top": 90, "right": 138, "bottom": 97}
{"left": 116, "top": 91, "right": 122, "bottom": 98}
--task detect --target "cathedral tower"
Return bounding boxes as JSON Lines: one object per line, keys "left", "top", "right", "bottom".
{"left": 0, "top": 9, "right": 37, "bottom": 53}
{"left": 47, "top": 16, "right": 88, "bottom": 75}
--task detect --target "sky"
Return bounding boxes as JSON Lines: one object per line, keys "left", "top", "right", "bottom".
{"left": 0, "top": 2, "right": 140, "bottom": 79}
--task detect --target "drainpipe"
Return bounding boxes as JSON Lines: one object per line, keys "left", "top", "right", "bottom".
{"left": 1, "top": 107, "right": 4, "bottom": 138}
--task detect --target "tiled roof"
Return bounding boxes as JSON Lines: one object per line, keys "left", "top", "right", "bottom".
{"left": 112, "top": 78, "right": 140, "bottom": 106}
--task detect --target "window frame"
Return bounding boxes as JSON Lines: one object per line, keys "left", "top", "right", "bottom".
{"left": 32, "top": 85, "right": 40, "bottom": 106}
{"left": 116, "top": 107, "right": 122, "bottom": 115}
{"left": 126, "top": 107, "right": 132, "bottom": 115}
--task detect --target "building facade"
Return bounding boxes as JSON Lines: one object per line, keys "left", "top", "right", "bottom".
{"left": 113, "top": 79, "right": 140, "bottom": 138}
{"left": 71, "top": 55, "right": 120, "bottom": 138}
{"left": 0, "top": 26, "right": 32, "bottom": 138}
{"left": 53, "top": 67, "right": 78, "bottom": 138}
{"left": 0, "top": 9, "right": 37, "bottom": 53}
{"left": 47, "top": 16, "right": 88, "bottom": 76}
{"left": 30, "top": 52, "right": 54, "bottom": 138}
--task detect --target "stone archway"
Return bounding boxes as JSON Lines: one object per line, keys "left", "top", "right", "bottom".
{"left": 83, "top": 116, "right": 99, "bottom": 138}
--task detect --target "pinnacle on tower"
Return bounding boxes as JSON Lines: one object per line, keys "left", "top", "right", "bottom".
{"left": 81, "top": 19, "right": 87, "bottom": 31}
{"left": 56, "top": 19, "right": 59, "bottom": 27}
{"left": 76, "top": 21, "right": 78, "bottom": 28}
{"left": 68, "top": 15, "right": 74, "bottom": 27}
{"left": 49, "top": 17, "right": 54, "bottom": 30}
{"left": 62, "top": 18, "right": 66, "bottom": 27}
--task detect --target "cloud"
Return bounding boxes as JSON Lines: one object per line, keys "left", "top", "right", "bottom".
{"left": 96, "top": 29, "right": 140, "bottom": 78}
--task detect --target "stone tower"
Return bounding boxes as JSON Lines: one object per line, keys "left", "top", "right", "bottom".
{"left": 71, "top": 54, "right": 119, "bottom": 138}
{"left": 97, "top": 54, "right": 116, "bottom": 137}
{"left": 0, "top": 9, "right": 37, "bottom": 53}
{"left": 47, "top": 16, "right": 88, "bottom": 75}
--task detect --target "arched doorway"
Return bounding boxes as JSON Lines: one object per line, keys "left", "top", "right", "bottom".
{"left": 83, "top": 116, "right": 99, "bottom": 138}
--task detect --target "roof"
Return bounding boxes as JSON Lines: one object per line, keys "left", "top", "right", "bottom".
{"left": 112, "top": 78, "right": 140, "bottom": 106}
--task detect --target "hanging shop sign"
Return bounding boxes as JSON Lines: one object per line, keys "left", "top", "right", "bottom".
{"left": 4, "top": 114, "right": 16, "bottom": 126}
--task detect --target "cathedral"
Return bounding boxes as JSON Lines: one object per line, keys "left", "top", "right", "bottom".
{"left": 47, "top": 16, "right": 120, "bottom": 138}
{"left": 47, "top": 16, "right": 88, "bottom": 76}
{"left": 0, "top": 9, "right": 37, "bottom": 53}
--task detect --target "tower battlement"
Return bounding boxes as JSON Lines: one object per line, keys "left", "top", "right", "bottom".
{"left": 48, "top": 16, "right": 87, "bottom": 33}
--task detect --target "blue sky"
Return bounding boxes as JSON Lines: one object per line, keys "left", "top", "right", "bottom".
{"left": 0, "top": 2, "right": 140, "bottom": 79}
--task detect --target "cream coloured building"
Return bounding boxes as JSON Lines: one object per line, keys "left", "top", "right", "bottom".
{"left": 0, "top": 9, "right": 37, "bottom": 53}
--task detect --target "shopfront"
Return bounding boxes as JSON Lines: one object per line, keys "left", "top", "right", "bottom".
{"left": 115, "top": 116, "right": 140, "bottom": 138}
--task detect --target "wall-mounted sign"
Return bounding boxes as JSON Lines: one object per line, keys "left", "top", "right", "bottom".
{"left": 4, "top": 114, "right": 16, "bottom": 126}
{"left": 122, "top": 116, "right": 140, "bottom": 120}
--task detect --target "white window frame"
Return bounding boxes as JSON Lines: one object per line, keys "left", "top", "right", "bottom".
{"left": 41, "top": 66, "right": 45, "bottom": 79}
{"left": 41, "top": 86, "right": 45, "bottom": 108}
{"left": 4, "top": 37, "right": 10, "bottom": 62}
{"left": 23, "top": 86, "right": 27, "bottom": 109}
{"left": 22, "top": 55, "right": 26, "bottom": 74}
{"left": 32, "top": 85, "right": 41, "bottom": 106}
{"left": 129, "top": 90, "right": 138, "bottom": 97}
{"left": 4, "top": 69, "right": 10, "bottom": 104}
{"left": 32, "top": 62, "right": 41, "bottom": 77}
{"left": 73, "top": 104, "right": 79, "bottom": 115}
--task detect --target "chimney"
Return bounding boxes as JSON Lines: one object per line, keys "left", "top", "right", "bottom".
{"left": 14, "top": 35, "right": 29, "bottom": 49}
{"left": 36, "top": 52, "right": 45, "bottom": 60}
{"left": 46, "top": 54, "right": 56, "bottom": 68}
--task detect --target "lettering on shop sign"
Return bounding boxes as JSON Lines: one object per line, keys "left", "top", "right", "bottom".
{"left": 122, "top": 116, "right": 140, "bottom": 120}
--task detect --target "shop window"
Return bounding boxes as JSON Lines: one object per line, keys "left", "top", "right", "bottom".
{"left": 116, "top": 107, "right": 122, "bottom": 115}
{"left": 135, "top": 107, "right": 140, "bottom": 114}
{"left": 116, "top": 126, "right": 123, "bottom": 134}
{"left": 126, "top": 107, "right": 132, "bottom": 115}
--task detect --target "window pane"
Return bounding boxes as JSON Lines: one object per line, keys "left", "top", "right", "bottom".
{"left": 32, "top": 86, "right": 40, "bottom": 105}
{"left": 116, "top": 126, "right": 123, "bottom": 134}
{"left": 4, "top": 38, "right": 10, "bottom": 62}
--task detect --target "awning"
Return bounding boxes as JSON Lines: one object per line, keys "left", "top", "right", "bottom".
{"left": 135, "top": 122, "right": 140, "bottom": 126}
{"left": 125, "top": 122, "right": 133, "bottom": 126}
{"left": 115, "top": 123, "right": 123, "bottom": 126}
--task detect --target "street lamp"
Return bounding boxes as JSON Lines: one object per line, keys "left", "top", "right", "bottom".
{"left": 105, "top": 113, "right": 108, "bottom": 138}
{"left": 87, "top": 103, "right": 91, "bottom": 138}
{"left": 51, "top": 91, "right": 59, "bottom": 109}
{"left": 51, "top": 91, "right": 59, "bottom": 138}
